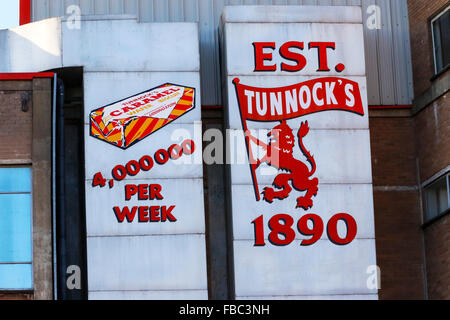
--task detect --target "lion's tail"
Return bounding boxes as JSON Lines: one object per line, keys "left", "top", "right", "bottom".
{"left": 298, "top": 121, "right": 316, "bottom": 176}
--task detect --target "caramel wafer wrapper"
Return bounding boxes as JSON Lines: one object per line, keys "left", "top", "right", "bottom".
{"left": 90, "top": 83, "right": 195, "bottom": 149}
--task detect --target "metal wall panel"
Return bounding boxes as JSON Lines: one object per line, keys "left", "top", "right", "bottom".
{"left": 31, "top": 0, "right": 412, "bottom": 106}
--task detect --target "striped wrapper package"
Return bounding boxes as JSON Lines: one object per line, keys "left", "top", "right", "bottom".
{"left": 89, "top": 83, "right": 195, "bottom": 149}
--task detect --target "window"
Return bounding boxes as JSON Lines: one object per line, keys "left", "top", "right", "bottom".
{"left": 431, "top": 5, "right": 450, "bottom": 75}
{"left": 0, "top": 167, "right": 32, "bottom": 290}
{"left": 424, "top": 173, "right": 450, "bottom": 223}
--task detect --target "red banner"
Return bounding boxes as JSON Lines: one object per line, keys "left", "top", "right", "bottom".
{"left": 233, "top": 77, "right": 364, "bottom": 122}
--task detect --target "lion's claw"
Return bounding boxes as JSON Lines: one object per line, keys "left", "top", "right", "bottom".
{"left": 296, "top": 197, "right": 313, "bottom": 210}
{"left": 262, "top": 187, "right": 275, "bottom": 203}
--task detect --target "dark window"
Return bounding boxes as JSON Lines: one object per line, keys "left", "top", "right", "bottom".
{"left": 432, "top": 6, "right": 450, "bottom": 74}
{"left": 424, "top": 173, "right": 450, "bottom": 223}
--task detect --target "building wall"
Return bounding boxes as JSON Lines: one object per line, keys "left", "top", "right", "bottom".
{"left": 423, "top": 214, "right": 450, "bottom": 299}
{"left": 4, "top": 0, "right": 444, "bottom": 299}
{"left": 0, "top": 77, "right": 53, "bottom": 300}
{"left": 30, "top": 0, "right": 414, "bottom": 107}
{"left": 407, "top": 0, "right": 449, "bottom": 96}
{"left": 0, "top": 80, "right": 33, "bottom": 300}
{"left": 369, "top": 113, "right": 425, "bottom": 299}
{"left": 408, "top": 0, "right": 450, "bottom": 300}
{"left": 0, "top": 81, "right": 32, "bottom": 164}
{"left": 414, "top": 95, "right": 450, "bottom": 300}
{"left": 414, "top": 95, "right": 450, "bottom": 183}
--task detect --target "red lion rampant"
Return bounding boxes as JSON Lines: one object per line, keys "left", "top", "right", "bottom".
{"left": 248, "top": 120, "right": 318, "bottom": 210}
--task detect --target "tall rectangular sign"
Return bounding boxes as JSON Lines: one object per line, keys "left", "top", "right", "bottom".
{"left": 83, "top": 22, "right": 207, "bottom": 299}
{"left": 220, "top": 6, "right": 378, "bottom": 299}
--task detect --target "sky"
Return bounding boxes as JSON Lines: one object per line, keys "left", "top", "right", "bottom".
{"left": 0, "top": 0, "right": 19, "bottom": 30}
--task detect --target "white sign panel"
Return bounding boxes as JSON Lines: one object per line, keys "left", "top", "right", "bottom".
{"left": 221, "top": 6, "right": 378, "bottom": 300}
{"left": 84, "top": 23, "right": 207, "bottom": 300}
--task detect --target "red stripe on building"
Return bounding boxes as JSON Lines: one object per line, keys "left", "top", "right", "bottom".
{"left": 0, "top": 72, "right": 54, "bottom": 80}
{"left": 19, "top": 0, "right": 32, "bottom": 26}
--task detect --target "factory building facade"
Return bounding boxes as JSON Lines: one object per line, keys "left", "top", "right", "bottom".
{"left": 0, "top": 0, "right": 448, "bottom": 300}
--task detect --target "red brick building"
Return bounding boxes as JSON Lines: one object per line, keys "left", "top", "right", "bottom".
{"left": 369, "top": 0, "right": 449, "bottom": 300}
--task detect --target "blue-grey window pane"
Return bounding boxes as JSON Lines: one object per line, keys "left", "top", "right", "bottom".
{"left": 0, "top": 194, "right": 32, "bottom": 262}
{"left": 0, "top": 168, "right": 31, "bottom": 193}
{"left": 0, "top": 264, "right": 33, "bottom": 289}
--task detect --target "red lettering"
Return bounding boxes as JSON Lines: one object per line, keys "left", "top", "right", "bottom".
{"left": 121, "top": 107, "right": 134, "bottom": 113}
{"left": 327, "top": 213, "right": 357, "bottom": 245}
{"left": 125, "top": 184, "right": 138, "bottom": 200}
{"left": 139, "top": 155, "right": 154, "bottom": 171}
{"left": 126, "top": 160, "right": 140, "bottom": 176}
{"left": 138, "top": 206, "right": 149, "bottom": 222}
{"left": 138, "top": 184, "right": 148, "bottom": 200}
{"left": 253, "top": 42, "right": 277, "bottom": 72}
{"left": 149, "top": 93, "right": 164, "bottom": 101}
{"left": 154, "top": 149, "right": 169, "bottom": 164}
{"left": 150, "top": 206, "right": 160, "bottom": 222}
{"left": 279, "top": 41, "right": 307, "bottom": 72}
{"left": 309, "top": 42, "right": 336, "bottom": 72}
{"left": 113, "top": 206, "right": 137, "bottom": 223}
{"left": 150, "top": 184, "right": 163, "bottom": 200}
{"left": 112, "top": 165, "right": 127, "bottom": 181}
{"left": 161, "top": 206, "right": 177, "bottom": 222}
{"left": 132, "top": 102, "right": 144, "bottom": 108}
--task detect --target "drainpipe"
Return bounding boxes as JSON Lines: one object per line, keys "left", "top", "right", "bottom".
{"left": 55, "top": 78, "right": 66, "bottom": 299}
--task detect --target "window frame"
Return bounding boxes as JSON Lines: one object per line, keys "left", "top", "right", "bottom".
{"left": 0, "top": 166, "right": 33, "bottom": 291}
{"left": 423, "top": 172, "right": 450, "bottom": 227}
{"left": 431, "top": 5, "right": 450, "bottom": 75}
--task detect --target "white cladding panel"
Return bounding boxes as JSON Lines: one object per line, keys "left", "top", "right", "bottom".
{"left": 62, "top": 20, "right": 200, "bottom": 72}
{"left": 221, "top": 5, "right": 377, "bottom": 299}
{"left": 78, "top": 21, "right": 207, "bottom": 299}
{"left": 224, "top": 23, "right": 365, "bottom": 76}
{"left": 84, "top": 123, "right": 203, "bottom": 180}
{"left": 0, "top": 16, "right": 207, "bottom": 300}
{"left": 233, "top": 239, "right": 377, "bottom": 297}
{"left": 85, "top": 179, "right": 205, "bottom": 236}
{"left": 0, "top": 18, "right": 62, "bottom": 73}
{"left": 87, "top": 234, "right": 208, "bottom": 291}
{"left": 89, "top": 289, "right": 208, "bottom": 300}
{"left": 231, "top": 183, "right": 375, "bottom": 240}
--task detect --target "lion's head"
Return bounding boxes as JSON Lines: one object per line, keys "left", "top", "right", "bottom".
{"left": 268, "top": 120, "right": 295, "bottom": 155}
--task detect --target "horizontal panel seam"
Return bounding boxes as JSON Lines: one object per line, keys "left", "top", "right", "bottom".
{"left": 87, "top": 233, "right": 205, "bottom": 238}
{"left": 89, "top": 288, "right": 207, "bottom": 292}
{"left": 236, "top": 293, "right": 378, "bottom": 298}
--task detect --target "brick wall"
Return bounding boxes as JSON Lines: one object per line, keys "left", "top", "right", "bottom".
{"left": 407, "top": 0, "right": 449, "bottom": 96}
{"left": 408, "top": 0, "right": 450, "bottom": 300}
{"left": 423, "top": 214, "right": 450, "bottom": 299}
{"left": 414, "top": 95, "right": 450, "bottom": 183}
{"left": 414, "top": 94, "right": 449, "bottom": 300}
{"left": 369, "top": 114, "right": 425, "bottom": 299}
{"left": 0, "top": 81, "right": 32, "bottom": 163}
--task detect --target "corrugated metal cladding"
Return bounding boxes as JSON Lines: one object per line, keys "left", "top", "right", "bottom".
{"left": 31, "top": 0, "right": 414, "bottom": 106}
